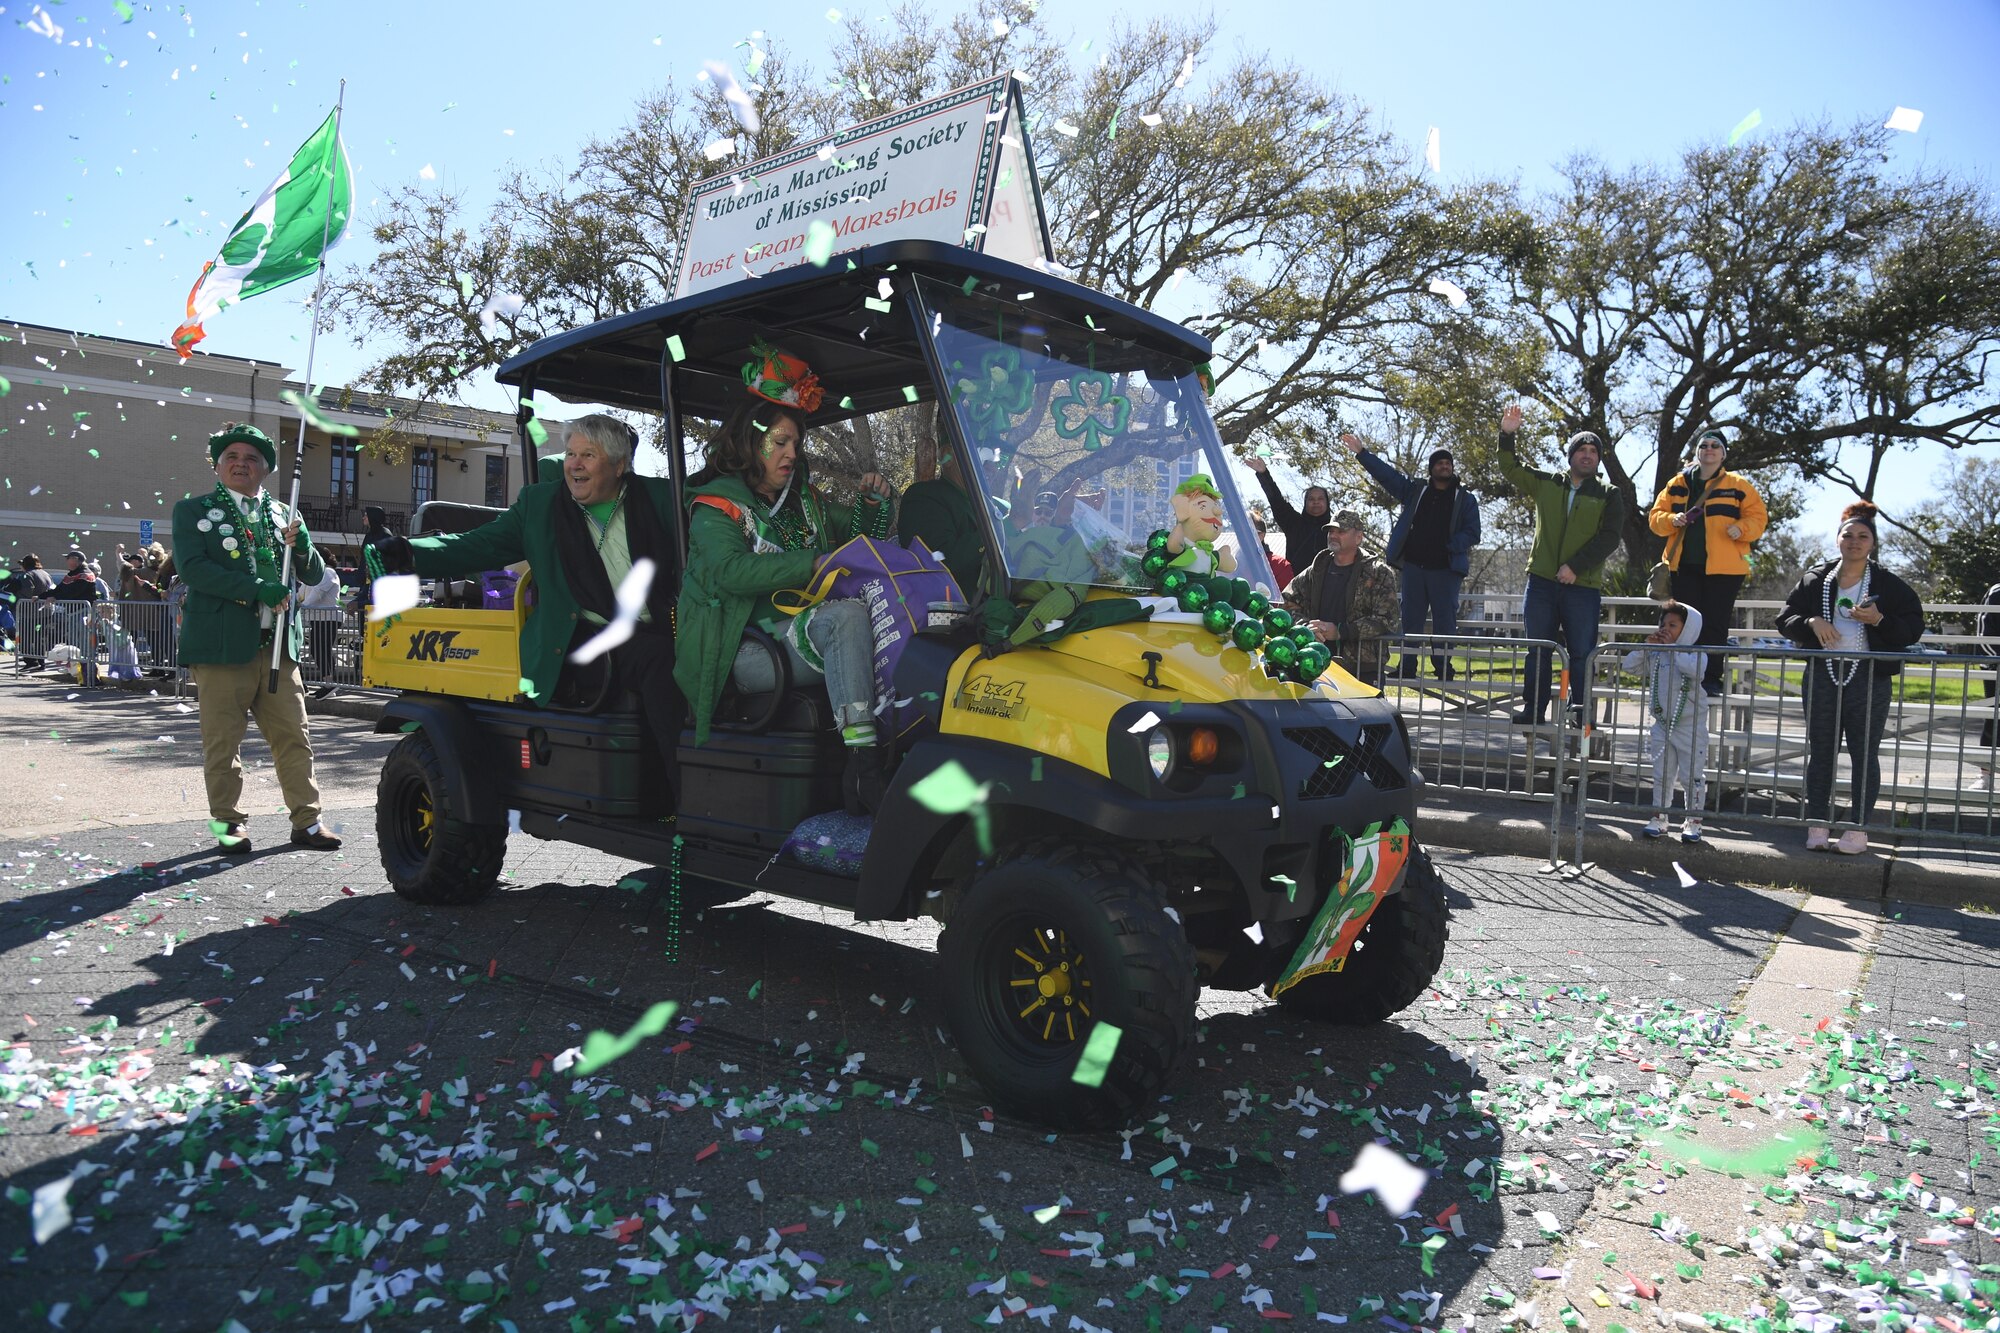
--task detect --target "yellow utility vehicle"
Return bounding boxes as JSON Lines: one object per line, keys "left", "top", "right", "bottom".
{"left": 363, "top": 240, "right": 1448, "bottom": 1127}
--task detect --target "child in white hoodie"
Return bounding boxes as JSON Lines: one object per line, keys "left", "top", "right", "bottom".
{"left": 1622, "top": 602, "right": 1708, "bottom": 843}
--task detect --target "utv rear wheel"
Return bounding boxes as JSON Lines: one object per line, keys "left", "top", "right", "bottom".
{"left": 377, "top": 730, "right": 507, "bottom": 905}
{"left": 1273, "top": 845, "right": 1449, "bottom": 1025}
{"left": 939, "top": 841, "right": 1197, "bottom": 1130}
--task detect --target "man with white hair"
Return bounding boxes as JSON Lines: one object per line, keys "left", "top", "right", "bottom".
{"left": 378, "top": 414, "right": 684, "bottom": 804}
{"left": 173, "top": 422, "right": 342, "bottom": 855}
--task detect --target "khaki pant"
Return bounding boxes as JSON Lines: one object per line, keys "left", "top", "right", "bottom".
{"left": 193, "top": 655, "right": 323, "bottom": 830}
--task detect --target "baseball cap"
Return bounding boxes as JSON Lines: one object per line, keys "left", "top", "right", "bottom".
{"left": 1323, "top": 509, "right": 1366, "bottom": 532}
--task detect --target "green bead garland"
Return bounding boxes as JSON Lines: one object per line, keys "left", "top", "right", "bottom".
{"left": 1140, "top": 528, "right": 1325, "bottom": 684}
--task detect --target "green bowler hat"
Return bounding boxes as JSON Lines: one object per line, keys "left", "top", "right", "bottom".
{"left": 208, "top": 422, "right": 277, "bottom": 470}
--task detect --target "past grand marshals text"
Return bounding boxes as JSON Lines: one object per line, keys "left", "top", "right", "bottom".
{"left": 673, "top": 77, "right": 1018, "bottom": 298}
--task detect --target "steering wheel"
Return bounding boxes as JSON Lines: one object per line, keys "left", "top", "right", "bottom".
{"left": 727, "top": 625, "right": 791, "bottom": 734}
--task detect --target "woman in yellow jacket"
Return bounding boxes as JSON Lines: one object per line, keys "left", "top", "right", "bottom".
{"left": 1648, "top": 428, "right": 1768, "bottom": 696}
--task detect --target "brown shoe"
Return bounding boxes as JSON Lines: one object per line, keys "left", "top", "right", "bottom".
{"left": 216, "top": 824, "right": 254, "bottom": 855}
{"left": 290, "top": 825, "right": 343, "bottom": 851}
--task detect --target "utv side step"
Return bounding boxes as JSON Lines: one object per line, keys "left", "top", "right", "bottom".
{"left": 514, "top": 808, "right": 863, "bottom": 911}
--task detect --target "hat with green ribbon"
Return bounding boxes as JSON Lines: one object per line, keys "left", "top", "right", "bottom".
{"left": 207, "top": 422, "right": 277, "bottom": 470}
{"left": 741, "top": 338, "right": 825, "bottom": 414}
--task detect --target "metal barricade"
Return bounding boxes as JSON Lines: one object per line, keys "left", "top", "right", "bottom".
{"left": 1574, "top": 639, "right": 2000, "bottom": 850}
{"left": 1378, "top": 631, "right": 1577, "bottom": 870}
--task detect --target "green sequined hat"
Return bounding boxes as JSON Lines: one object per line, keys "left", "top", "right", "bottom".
{"left": 207, "top": 422, "right": 277, "bottom": 470}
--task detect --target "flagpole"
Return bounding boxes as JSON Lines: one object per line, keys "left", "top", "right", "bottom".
{"left": 270, "top": 79, "right": 347, "bottom": 696}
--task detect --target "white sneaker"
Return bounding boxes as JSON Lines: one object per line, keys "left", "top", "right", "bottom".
{"left": 1805, "top": 826, "right": 1831, "bottom": 851}
{"left": 1973, "top": 768, "right": 1995, "bottom": 793}
{"left": 1642, "top": 817, "right": 1669, "bottom": 839}
{"left": 1680, "top": 819, "right": 1703, "bottom": 844}
{"left": 1834, "top": 830, "right": 1870, "bottom": 856}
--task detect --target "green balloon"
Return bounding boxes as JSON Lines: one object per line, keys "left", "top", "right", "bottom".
{"left": 1161, "top": 568, "right": 1189, "bottom": 595}
{"left": 1244, "top": 591, "right": 1270, "bottom": 619}
{"left": 1298, "top": 643, "right": 1332, "bottom": 679}
{"left": 1264, "top": 606, "right": 1294, "bottom": 634}
{"left": 1231, "top": 619, "right": 1266, "bottom": 650}
{"left": 1177, "top": 583, "right": 1210, "bottom": 613}
{"left": 1226, "top": 579, "right": 1251, "bottom": 609}
{"left": 1146, "top": 529, "right": 1171, "bottom": 551}
{"left": 1292, "top": 626, "right": 1317, "bottom": 651}
{"left": 1141, "top": 550, "right": 1169, "bottom": 578}
{"left": 1202, "top": 602, "right": 1236, "bottom": 635}
{"left": 1264, "top": 636, "right": 1297, "bottom": 668}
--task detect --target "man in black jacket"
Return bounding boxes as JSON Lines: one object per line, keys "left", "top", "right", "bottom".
{"left": 1245, "top": 453, "right": 1331, "bottom": 573}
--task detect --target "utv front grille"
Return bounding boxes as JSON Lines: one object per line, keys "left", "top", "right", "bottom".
{"left": 1282, "top": 724, "right": 1407, "bottom": 800}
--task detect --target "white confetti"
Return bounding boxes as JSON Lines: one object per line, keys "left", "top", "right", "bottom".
{"left": 367, "top": 574, "right": 421, "bottom": 621}
{"left": 569, "top": 559, "right": 657, "bottom": 665}
{"left": 1424, "top": 126, "right": 1440, "bottom": 173}
{"left": 1426, "top": 278, "right": 1468, "bottom": 309}
{"left": 32, "top": 1174, "right": 74, "bottom": 1245}
{"left": 1672, "top": 861, "right": 1697, "bottom": 889}
{"left": 703, "top": 138, "right": 737, "bottom": 162}
{"left": 1339, "top": 1142, "right": 1428, "bottom": 1215}
{"left": 1884, "top": 106, "right": 1924, "bottom": 133}
{"left": 419, "top": 163, "right": 437, "bottom": 181}
{"left": 702, "top": 60, "right": 762, "bottom": 134}
{"left": 1126, "top": 710, "right": 1161, "bottom": 734}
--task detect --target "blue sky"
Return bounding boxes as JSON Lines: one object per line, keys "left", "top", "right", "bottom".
{"left": 5, "top": 0, "right": 1995, "bottom": 538}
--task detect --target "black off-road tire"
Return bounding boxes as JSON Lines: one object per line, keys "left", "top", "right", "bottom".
{"left": 1273, "top": 845, "right": 1449, "bottom": 1025}
{"left": 377, "top": 731, "right": 507, "bottom": 905}
{"left": 938, "top": 840, "right": 1198, "bottom": 1129}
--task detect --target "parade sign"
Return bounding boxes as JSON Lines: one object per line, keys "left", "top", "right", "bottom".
{"left": 672, "top": 75, "right": 1051, "bottom": 299}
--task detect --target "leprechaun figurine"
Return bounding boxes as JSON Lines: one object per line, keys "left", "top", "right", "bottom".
{"left": 172, "top": 422, "right": 342, "bottom": 855}
{"left": 1164, "top": 474, "right": 1238, "bottom": 576}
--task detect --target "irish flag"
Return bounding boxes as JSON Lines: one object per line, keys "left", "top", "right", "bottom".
{"left": 172, "top": 108, "right": 352, "bottom": 359}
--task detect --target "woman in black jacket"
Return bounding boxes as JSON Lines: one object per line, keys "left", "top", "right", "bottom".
{"left": 1774, "top": 502, "right": 1926, "bottom": 855}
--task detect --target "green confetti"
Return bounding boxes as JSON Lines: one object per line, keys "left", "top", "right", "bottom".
{"left": 748, "top": 979, "right": 762, "bottom": 1001}
{"left": 1420, "top": 1233, "right": 1447, "bottom": 1276}
{"left": 665, "top": 334, "right": 686, "bottom": 362}
{"left": 1651, "top": 1127, "right": 1824, "bottom": 1178}
{"left": 902, "top": 385, "right": 919, "bottom": 403}
{"left": 1148, "top": 1156, "right": 1178, "bottom": 1177}
{"left": 1728, "top": 109, "right": 1762, "bottom": 146}
{"left": 1030, "top": 756, "right": 1043, "bottom": 782}
{"left": 805, "top": 220, "right": 837, "bottom": 266}
{"left": 1071, "top": 1021, "right": 1122, "bottom": 1087}
{"left": 114, "top": 0, "right": 135, "bottom": 20}
{"left": 909, "top": 760, "right": 987, "bottom": 815}
{"left": 861, "top": 1139, "right": 881, "bottom": 1157}
{"left": 280, "top": 389, "right": 361, "bottom": 438}
{"left": 961, "top": 274, "right": 979, "bottom": 294}
{"left": 839, "top": 396, "right": 855, "bottom": 410}
{"left": 526, "top": 416, "right": 549, "bottom": 447}
{"left": 572, "top": 1000, "right": 679, "bottom": 1076}
{"left": 864, "top": 297, "right": 893, "bottom": 313}
{"left": 88, "top": 449, "right": 100, "bottom": 458}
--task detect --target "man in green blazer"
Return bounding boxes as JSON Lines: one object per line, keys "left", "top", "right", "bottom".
{"left": 377, "top": 414, "right": 684, "bottom": 805}
{"left": 174, "top": 423, "right": 344, "bottom": 855}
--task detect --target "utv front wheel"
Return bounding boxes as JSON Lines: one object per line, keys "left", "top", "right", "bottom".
{"left": 1273, "top": 845, "right": 1449, "bottom": 1024}
{"left": 938, "top": 841, "right": 1197, "bottom": 1129}
{"left": 377, "top": 730, "right": 507, "bottom": 905}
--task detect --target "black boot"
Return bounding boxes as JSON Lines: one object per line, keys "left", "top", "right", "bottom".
{"left": 842, "top": 744, "right": 891, "bottom": 816}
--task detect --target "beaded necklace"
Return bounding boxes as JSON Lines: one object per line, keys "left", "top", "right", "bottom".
{"left": 582, "top": 487, "right": 627, "bottom": 554}
{"left": 1649, "top": 652, "right": 1691, "bottom": 733}
{"left": 757, "top": 482, "right": 818, "bottom": 552}
{"left": 1819, "top": 560, "right": 1872, "bottom": 687}
{"left": 208, "top": 481, "right": 283, "bottom": 578}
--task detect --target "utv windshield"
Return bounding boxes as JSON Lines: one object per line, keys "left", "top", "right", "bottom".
{"left": 915, "top": 277, "right": 1270, "bottom": 595}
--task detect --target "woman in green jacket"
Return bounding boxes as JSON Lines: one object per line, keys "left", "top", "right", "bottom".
{"left": 673, "top": 345, "right": 895, "bottom": 811}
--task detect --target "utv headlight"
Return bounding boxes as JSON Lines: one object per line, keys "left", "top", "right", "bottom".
{"left": 1144, "top": 727, "right": 1175, "bottom": 781}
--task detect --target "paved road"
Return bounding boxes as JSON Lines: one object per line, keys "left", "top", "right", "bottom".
{"left": 0, "top": 676, "right": 1994, "bottom": 1332}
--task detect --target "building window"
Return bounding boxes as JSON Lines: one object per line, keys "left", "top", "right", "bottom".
{"left": 330, "top": 441, "right": 359, "bottom": 508}
{"left": 412, "top": 447, "right": 438, "bottom": 508}
{"left": 485, "top": 455, "right": 508, "bottom": 507}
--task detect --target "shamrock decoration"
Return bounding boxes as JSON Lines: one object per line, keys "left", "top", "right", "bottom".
{"left": 954, "top": 347, "right": 1036, "bottom": 440}
{"left": 1049, "top": 370, "right": 1132, "bottom": 452}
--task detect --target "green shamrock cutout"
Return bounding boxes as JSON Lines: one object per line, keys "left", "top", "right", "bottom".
{"left": 954, "top": 347, "right": 1035, "bottom": 439}
{"left": 1050, "top": 370, "right": 1131, "bottom": 451}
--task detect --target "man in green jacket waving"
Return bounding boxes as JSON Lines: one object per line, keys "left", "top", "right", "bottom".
{"left": 1495, "top": 403, "right": 1628, "bottom": 725}
{"left": 174, "top": 423, "right": 343, "bottom": 855}
{"left": 377, "top": 414, "right": 684, "bottom": 806}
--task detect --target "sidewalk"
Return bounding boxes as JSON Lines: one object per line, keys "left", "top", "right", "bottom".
{"left": 1419, "top": 784, "right": 2000, "bottom": 909}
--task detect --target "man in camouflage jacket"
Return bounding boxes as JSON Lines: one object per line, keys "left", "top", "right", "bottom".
{"left": 1282, "top": 508, "right": 1400, "bottom": 685}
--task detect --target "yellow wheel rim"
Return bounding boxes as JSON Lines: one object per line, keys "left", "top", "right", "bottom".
{"left": 1006, "top": 925, "right": 1093, "bottom": 1044}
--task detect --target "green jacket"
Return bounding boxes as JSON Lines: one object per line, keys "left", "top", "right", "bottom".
{"left": 675, "top": 473, "right": 891, "bottom": 745}
{"left": 1496, "top": 430, "right": 1628, "bottom": 588}
{"left": 896, "top": 478, "right": 984, "bottom": 594}
{"left": 406, "top": 475, "right": 680, "bottom": 705}
{"left": 172, "top": 490, "right": 325, "bottom": 666}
